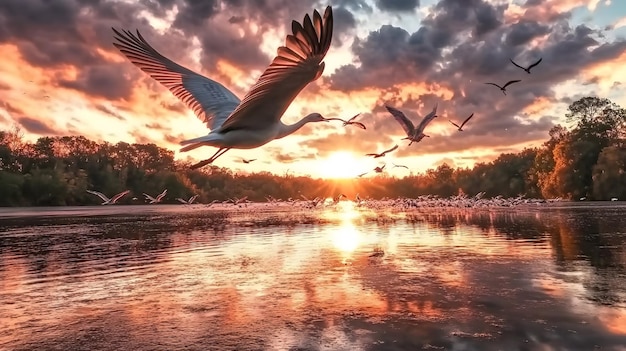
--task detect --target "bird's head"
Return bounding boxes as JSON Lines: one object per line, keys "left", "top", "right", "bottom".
{"left": 307, "top": 113, "right": 328, "bottom": 123}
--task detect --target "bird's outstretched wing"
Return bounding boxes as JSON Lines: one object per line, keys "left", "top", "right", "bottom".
{"left": 382, "top": 144, "right": 399, "bottom": 155}
{"left": 415, "top": 104, "right": 438, "bottom": 133}
{"left": 346, "top": 113, "right": 361, "bottom": 123}
{"left": 460, "top": 113, "right": 474, "bottom": 128}
{"left": 218, "top": 6, "right": 334, "bottom": 132}
{"left": 527, "top": 57, "right": 542, "bottom": 70}
{"left": 87, "top": 190, "right": 110, "bottom": 202}
{"left": 509, "top": 58, "right": 526, "bottom": 70}
{"left": 350, "top": 122, "right": 366, "bottom": 129}
{"left": 484, "top": 82, "right": 502, "bottom": 89}
{"left": 110, "top": 190, "right": 130, "bottom": 203}
{"left": 112, "top": 28, "right": 241, "bottom": 131}
{"left": 502, "top": 80, "right": 521, "bottom": 88}
{"left": 448, "top": 119, "right": 460, "bottom": 129}
{"left": 385, "top": 105, "right": 415, "bottom": 136}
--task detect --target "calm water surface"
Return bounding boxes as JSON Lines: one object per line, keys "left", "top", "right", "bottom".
{"left": 1, "top": 202, "right": 625, "bottom": 351}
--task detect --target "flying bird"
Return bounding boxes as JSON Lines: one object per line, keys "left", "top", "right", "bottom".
{"left": 326, "top": 113, "right": 366, "bottom": 129}
{"left": 144, "top": 189, "right": 167, "bottom": 204}
{"left": 392, "top": 163, "right": 409, "bottom": 169}
{"left": 510, "top": 57, "right": 542, "bottom": 74}
{"left": 448, "top": 113, "right": 475, "bottom": 132}
{"left": 484, "top": 80, "right": 521, "bottom": 95}
{"left": 86, "top": 190, "right": 130, "bottom": 205}
{"left": 240, "top": 158, "right": 256, "bottom": 164}
{"left": 176, "top": 195, "right": 199, "bottom": 205}
{"left": 374, "top": 164, "right": 386, "bottom": 173}
{"left": 112, "top": 6, "right": 334, "bottom": 169}
{"left": 357, "top": 171, "right": 368, "bottom": 178}
{"left": 365, "top": 144, "right": 398, "bottom": 158}
{"left": 386, "top": 104, "right": 438, "bottom": 146}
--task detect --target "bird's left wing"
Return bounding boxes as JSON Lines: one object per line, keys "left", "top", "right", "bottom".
{"left": 385, "top": 106, "right": 415, "bottom": 136}
{"left": 112, "top": 29, "right": 241, "bottom": 131}
{"left": 218, "top": 6, "right": 334, "bottom": 132}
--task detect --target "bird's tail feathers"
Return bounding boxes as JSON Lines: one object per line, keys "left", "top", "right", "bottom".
{"left": 179, "top": 135, "right": 219, "bottom": 153}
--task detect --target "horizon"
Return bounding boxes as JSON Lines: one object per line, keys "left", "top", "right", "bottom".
{"left": 1, "top": 0, "right": 626, "bottom": 178}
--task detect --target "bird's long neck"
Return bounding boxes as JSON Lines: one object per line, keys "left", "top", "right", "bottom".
{"left": 276, "top": 117, "right": 313, "bottom": 139}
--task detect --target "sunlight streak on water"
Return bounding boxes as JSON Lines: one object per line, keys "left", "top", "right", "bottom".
{"left": 0, "top": 204, "right": 625, "bottom": 350}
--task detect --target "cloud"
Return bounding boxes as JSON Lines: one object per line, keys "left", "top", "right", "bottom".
{"left": 16, "top": 116, "right": 60, "bottom": 135}
{"left": 375, "top": 0, "right": 420, "bottom": 13}
{"left": 94, "top": 104, "right": 126, "bottom": 121}
{"left": 58, "top": 64, "right": 136, "bottom": 100}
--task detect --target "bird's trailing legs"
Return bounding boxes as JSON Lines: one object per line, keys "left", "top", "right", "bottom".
{"left": 190, "top": 147, "right": 232, "bottom": 170}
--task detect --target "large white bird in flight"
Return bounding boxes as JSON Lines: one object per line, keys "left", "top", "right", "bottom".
{"left": 113, "top": 6, "right": 334, "bottom": 169}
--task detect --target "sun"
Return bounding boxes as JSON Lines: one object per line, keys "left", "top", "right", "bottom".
{"left": 319, "top": 151, "right": 368, "bottom": 179}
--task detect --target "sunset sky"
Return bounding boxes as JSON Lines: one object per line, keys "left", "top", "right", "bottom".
{"left": 1, "top": 0, "right": 626, "bottom": 179}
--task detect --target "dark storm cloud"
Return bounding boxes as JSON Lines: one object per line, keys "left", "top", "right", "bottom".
{"left": 375, "top": 0, "right": 419, "bottom": 13}
{"left": 333, "top": 6, "right": 358, "bottom": 45}
{"left": 331, "top": 0, "right": 373, "bottom": 13}
{"left": 16, "top": 117, "right": 60, "bottom": 135}
{"left": 172, "top": 0, "right": 219, "bottom": 31}
{"left": 57, "top": 64, "right": 135, "bottom": 100}
{"left": 505, "top": 20, "right": 551, "bottom": 46}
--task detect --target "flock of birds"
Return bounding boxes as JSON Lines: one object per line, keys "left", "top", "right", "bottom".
{"left": 87, "top": 188, "right": 199, "bottom": 205}
{"left": 111, "top": 6, "right": 543, "bottom": 174}
{"left": 84, "top": 187, "right": 569, "bottom": 209}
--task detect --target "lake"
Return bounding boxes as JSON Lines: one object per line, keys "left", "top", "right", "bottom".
{"left": 1, "top": 201, "right": 625, "bottom": 351}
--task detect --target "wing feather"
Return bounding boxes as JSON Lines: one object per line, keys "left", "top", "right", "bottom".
{"left": 112, "top": 28, "right": 241, "bottom": 131}
{"left": 385, "top": 105, "right": 415, "bottom": 136}
{"left": 218, "top": 6, "right": 333, "bottom": 132}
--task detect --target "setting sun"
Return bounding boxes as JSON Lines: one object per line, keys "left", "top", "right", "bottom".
{"left": 318, "top": 151, "right": 369, "bottom": 179}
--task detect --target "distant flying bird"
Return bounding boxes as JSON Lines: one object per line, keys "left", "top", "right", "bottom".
{"left": 176, "top": 195, "right": 199, "bottom": 204}
{"left": 392, "top": 163, "right": 409, "bottom": 169}
{"left": 86, "top": 190, "right": 130, "bottom": 205}
{"left": 357, "top": 171, "right": 368, "bottom": 178}
{"left": 112, "top": 6, "right": 334, "bottom": 169}
{"left": 326, "top": 113, "right": 366, "bottom": 129}
{"left": 240, "top": 158, "right": 256, "bottom": 164}
{"left": 510, "top": 57, "right": 542, "bottom": 74}
{"left": 144, "top": 189, "right": 167, "bottom": 204}
{"left": 484, "top": 80, "right": 521, "bottom": 95}
{"left": 448, "top": 113, "right": 475, "bottom": 132}
{"left": 386, "top": 104, "right": 438, "bottom": 146}
{"left": 365, "top": 144, "right": 398, "bottom": 158}
{"left": 374, "top": 164, "right": 386, "bottom": 173}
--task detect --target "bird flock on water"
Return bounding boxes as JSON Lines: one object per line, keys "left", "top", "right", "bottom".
{"left": 109, "top": 6, "right": 544, "bottom": 179}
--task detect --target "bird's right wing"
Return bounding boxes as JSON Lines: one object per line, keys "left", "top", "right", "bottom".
{"left": 110, "top": 190, "right": 130, "bottom": 202}
{"left": 112, "top": 29, "right": 241, "bottom": 131}
{"left": 484, "top": 82, "right": 501, "bottom": 89}
{"left": 383, "top": 144, "right": 399, "bottom": 154}
{"left": 460, "top": 113, "right": 474, "bottom": 127}
{"left": 448, "top": 120, "right": 460, "bottom": 128}
{"left": 218, "top": 6, "right": 334, "bottom": 132}
{"left": 385, "top": 106, "right": 415, "bottom": 136}
{"left": 527, "top": 57, "right": 542, "bottom": 70}
{"left": 416, "top": 104, "right": 438, "bottom": 133}
{"left": 503, "top": 80, "right": 521, "bottom": 88}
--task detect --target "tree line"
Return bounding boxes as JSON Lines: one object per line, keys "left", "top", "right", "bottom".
{"left": 0, "top": 96, "right": 624, "bottom": 206}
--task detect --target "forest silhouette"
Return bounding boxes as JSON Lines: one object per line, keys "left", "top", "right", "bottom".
{"left": 1, "top": 96, "right": 624, "bottom": 206}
